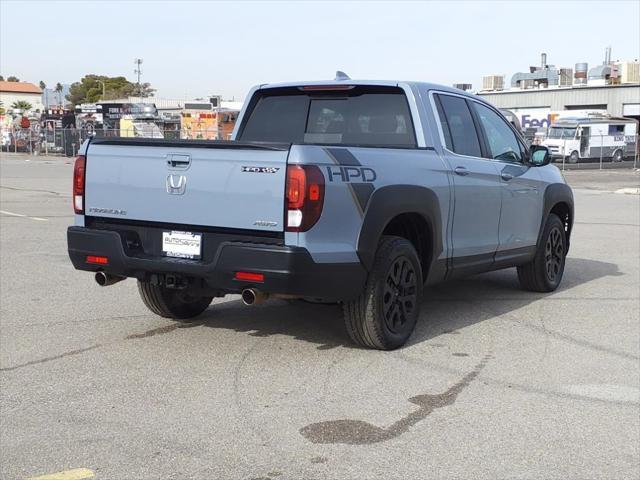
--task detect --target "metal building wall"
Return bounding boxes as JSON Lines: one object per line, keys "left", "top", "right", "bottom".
{"left": 477, "top": 84, "right": 640, "bottom": 116}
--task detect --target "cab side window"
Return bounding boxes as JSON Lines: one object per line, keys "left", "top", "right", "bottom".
{"left": 472, "top": 102, "right": 523, "bottom": 163}
{"left": 434, "top": 94, "right": 482, "bottom": 157}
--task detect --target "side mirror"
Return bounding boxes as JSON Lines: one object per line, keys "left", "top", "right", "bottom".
{"left": 530, "top": 145, "right": 551, "bottom": 166}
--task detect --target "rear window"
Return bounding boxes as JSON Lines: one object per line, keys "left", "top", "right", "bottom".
{"left": 238, "top": 86, "right": 416, "bottom": 148}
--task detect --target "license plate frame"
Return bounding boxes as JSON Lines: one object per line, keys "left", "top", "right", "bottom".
{"left": 162, "top": 231, "right": 202, "bottom": 260}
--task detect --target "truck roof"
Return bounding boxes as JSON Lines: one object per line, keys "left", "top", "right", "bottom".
{"left": 257, "top": 79, "right": 478, "bottom": 100}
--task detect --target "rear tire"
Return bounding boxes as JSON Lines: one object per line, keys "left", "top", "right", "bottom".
{"left": 517, "top": 214, "right": 566, "bottom": 292}
{"left": 137, "top": 280, "right": 213, "bottom": 319}
{"left": 343, "top": 236, "right": 423, "bottom": 350}
{"left": 612, "top": 149, "right": 624, "bottom": 162}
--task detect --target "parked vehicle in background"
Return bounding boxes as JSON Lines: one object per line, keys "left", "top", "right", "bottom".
{"left": 98, "top": 102, "right": 163, "bottom": 138}
{"left": 68, "top": 76, "right": 574, "bottom": 350}
{"left": 542, "top": 115, "right": 638, "bottom": 163}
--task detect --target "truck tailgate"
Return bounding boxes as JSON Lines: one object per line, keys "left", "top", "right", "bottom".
{"left": 84, "top": 139, "right": 289, "bottom": 232}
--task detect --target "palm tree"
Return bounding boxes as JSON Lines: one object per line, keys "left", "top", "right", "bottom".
{"left": 39, "top": 81, "right": 47, "bottom": 107}
{"left": 55, "top": 82, "right": 63, "bottom": 106}
{"left": 11, "top": 100, "right": 32, "bottom": 112}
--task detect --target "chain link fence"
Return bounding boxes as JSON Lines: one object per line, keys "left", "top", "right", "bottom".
{"left": 2, "top": 124, "right": 639, "bottom": 171}
{"left": 0, "top": 124, "right": 234, "bottom": 157}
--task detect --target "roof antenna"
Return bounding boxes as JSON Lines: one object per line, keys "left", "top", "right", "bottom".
{"left": 335, "top": 71, "right": 351, "bottom": 81}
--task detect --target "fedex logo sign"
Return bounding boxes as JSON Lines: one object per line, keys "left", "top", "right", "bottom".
{"left": 521, "top": 113, "right": 560, "bottom": 129}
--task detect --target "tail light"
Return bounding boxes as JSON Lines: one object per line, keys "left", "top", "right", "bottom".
{"left": 73, "top": 155, "right": 86, "bottom": 214}
{"left": 286, "top": 165, "right": 325, "bottom": 232}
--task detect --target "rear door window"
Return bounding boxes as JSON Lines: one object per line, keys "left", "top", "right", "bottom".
{"left": 434, "top": 94, "right": 482, "bottom": 157}
{"left": 238, "top": 87, "right": 416, "bottom": 148}
{"left": 239, "top": 94, "right": 309, "bottom": 143}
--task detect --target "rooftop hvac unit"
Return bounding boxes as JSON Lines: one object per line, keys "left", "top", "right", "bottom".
{"left": 620, "top": 62, "right": 640, "bottom": 84}
{"left": 453, "top": 83, "right": 473, "bottom": 91}
{"left": 559, "top": 68, "right": 573, "bottom": 86}
{"left": 574, "top": 62, "right": 588, "bottom": 85}
{"left": 482, "top": 75, "right": 504, "bottom": 91}
{"left": 521, "top": 79, "right": 535, "bottom": 89}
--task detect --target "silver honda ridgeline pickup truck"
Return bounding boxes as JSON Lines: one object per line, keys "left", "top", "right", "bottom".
{"left": 68, "top": 78, "right": 573, "bottom": 350}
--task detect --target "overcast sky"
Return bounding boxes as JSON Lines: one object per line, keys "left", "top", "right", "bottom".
{"left": 1, "top": 0, "right": 639, "bottom": 101}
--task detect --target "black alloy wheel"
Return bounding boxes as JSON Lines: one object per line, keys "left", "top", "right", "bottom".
{"left": 545, "top": 226, "right": 564, "bottom": 283}
{"left": 383, "top": 256, "right": 418, "bottom": 335}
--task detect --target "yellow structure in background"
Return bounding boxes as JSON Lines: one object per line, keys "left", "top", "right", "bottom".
{"left": 181, "top": 111, "right": 217, "bottom": 140}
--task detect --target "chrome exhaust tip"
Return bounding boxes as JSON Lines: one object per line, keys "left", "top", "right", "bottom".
{"left": 95, "top": 271, "right": 125, "bottom": 287}
{"left": 241, "top": 288, "right": 268, "bottom": 306}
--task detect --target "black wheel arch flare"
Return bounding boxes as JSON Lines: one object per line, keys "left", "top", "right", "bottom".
{"left": 539, "top": 183, "right": 574, "bottom": 252}
{"left": 356, "top": 185, "right": 444, "bottom": 282}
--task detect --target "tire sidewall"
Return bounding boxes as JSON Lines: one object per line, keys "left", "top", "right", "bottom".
{"left": 371, "top": 239, "right": 423, "bottom": 349}
{"left": 569, "top": 151, "right": 579, "bottom": 164}
{"left": 538, "top": 214, "right": 567, "bottom": 290}
{"left": 612, "top": 149, "right": 623, "bottom": 162}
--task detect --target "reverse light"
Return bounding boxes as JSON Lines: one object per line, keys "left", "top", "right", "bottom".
{"left": 235, "top": 271, "right": 265, "bottom": 283}
{"left": 285, "top": 165, "right": 325, "bottom": 232}
{"left": 73, "top": 155, "right": 86, "bottom": 214}
{"left": 86, "top": 255, "right": 109, "bottom": 265}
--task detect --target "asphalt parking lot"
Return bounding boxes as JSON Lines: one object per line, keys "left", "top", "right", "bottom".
{"left": 1, "top": 153, "right": 638, "bottom": 480}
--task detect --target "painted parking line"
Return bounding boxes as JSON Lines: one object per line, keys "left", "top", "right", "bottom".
{"left": 0, "top": 210, "right": 48, "bottom": 222}
{"left": 27, "top": 468, "right": 95, "bottom": 480}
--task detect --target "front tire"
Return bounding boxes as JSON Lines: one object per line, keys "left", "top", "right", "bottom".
{"left": 517, "top": 213, "right": 567, "bottom": 292}
{"left": 568, "top": 151, "right": 579, "bottom": 164}
{"left": 343, "top": 236, "right": 423, "bottom": 350}
{"left": 137, "top": 280, "right": 213, "bottom": 319}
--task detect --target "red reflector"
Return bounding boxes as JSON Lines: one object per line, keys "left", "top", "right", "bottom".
{"left": 86, "top": 255, "right": 109, "bottom": 265}
{"left": 234, "top": 271, "right": 264, "bottom": 283}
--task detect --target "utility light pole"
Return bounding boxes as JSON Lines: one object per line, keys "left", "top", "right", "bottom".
{"left": 134, "top": 58, "right": 143, "bottom": 97}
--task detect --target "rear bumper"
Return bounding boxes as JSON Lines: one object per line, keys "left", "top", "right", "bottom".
{"left": 67, "top": 226, "right": 366, "bottom": 301}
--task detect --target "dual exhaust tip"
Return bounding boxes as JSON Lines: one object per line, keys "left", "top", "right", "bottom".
{"left": 95, "top": 273, "right": 271, "bottom": 307}
{"left": 94, "top": 271, "right": 125, "bottom": 287}
{"left": 241, "top": 288, "right": 269, "bottom": 306}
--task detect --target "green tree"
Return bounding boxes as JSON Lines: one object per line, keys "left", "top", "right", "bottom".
{"left": 7, "top": 76, "right": 19, "bottom": 82}
{"left": 0, "top": 75, "right": 4, "bottom": 81}
{"left": 11, "top": 100, "right": 32, "bottom": 112}
{"left": 66, "top": 75, "right": 155, "bottom": 106}
{"left": 39, "top": 80, "right": 46, "bottom": 90}
{"left": 55, "top": 82, "right": 63, "bottom": 105}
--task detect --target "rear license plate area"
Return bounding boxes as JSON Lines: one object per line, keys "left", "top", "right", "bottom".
{"left": 162, "top": 231, "right": 202, "bottom": 260}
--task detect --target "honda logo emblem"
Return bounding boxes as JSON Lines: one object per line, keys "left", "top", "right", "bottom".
{"left": 166, "top": 174, "right": 187, "bottom": 195}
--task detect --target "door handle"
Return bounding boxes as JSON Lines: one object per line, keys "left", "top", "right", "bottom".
{"left": 454, "top": 166, "right": 469, "bottom": 176}
{"left": 501, "top": 172, "right": 514, "bottom": 181}
{"left": 167, "top": 154, "right": 191, "bottom": 169}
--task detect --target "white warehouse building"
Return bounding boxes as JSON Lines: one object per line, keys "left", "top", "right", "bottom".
{"left": 478, "top": 83, "right": 640, "bottom": 131}
{"left": 475, "top": 50, "right": 640, "bottom": 131}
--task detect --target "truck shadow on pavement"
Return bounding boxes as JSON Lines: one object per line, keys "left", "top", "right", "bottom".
{"left": 194, "top": 257, "right": 624, "bottom": 351}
